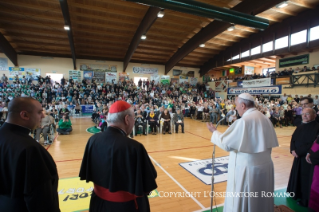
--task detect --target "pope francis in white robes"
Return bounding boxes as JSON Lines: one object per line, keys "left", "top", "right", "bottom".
{"left": 207, "top": 93, "right": 279, "bottom": 212}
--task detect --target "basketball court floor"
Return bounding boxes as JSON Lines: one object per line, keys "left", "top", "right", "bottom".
{"left": 47, "top": 116, "right": 305, "bottom": 212}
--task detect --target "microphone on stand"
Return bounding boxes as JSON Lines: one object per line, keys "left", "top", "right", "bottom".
{"left": 210, "top": 116, "right": 226, "bottom": 212}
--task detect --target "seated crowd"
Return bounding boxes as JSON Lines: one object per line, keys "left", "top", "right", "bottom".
{"left": 1, "top": 73, "right": 318, "bottom": 139}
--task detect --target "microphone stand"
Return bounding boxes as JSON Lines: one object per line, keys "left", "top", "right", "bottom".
{"left": 210, "top": 116, "right": 226, "bottom": 212}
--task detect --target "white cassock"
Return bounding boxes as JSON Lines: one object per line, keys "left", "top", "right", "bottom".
{"left": 211, "top": 108, "right": 279, "bottom": 212}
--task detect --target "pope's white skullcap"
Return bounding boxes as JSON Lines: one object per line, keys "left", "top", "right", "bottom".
{"left": 238, "top": 93, "right": 254, "bottom": 102}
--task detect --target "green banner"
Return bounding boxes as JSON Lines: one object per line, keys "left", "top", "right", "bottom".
{"left": 279, "top": 54, "right": 309, "bottom": 68}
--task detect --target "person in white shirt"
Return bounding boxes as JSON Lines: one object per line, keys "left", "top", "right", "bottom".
{"left": 206, "top": 93, "right": 278, "bottom": 212}
{"left": 314, "top": 95, "right": 319, "bottom": 106}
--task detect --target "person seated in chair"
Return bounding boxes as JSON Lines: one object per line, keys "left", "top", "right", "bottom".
{"left": 146, "top": 109, "right": 158, "bottom": 135}
{"left": 57, "top": 114, "right": 72, "bottom": 135}
{"left": 161, "top": 109, "right": 171, "bottom": 134}
{"left": 135, "top": 110, "right": 147, "bottom": 135}
{"left": 202, "top": 104, "right": 210, "bottom": 122}
{"left": 35, "top": 111, "right": 51, "bottom": 145}
{"left": 75, "top": 103, "right": 81, "bottom": 115}
{"left": 173, "top": 109, "right": 184, "bottom": 133}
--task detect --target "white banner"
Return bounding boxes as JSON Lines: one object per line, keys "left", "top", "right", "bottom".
{"left": 150, "top": 74, "right": 160, "bottom": 84}
{"left": 242, "top": 78, "right": 271, "bottom": 88}
{"left": 179, "top": 156, "right": 229, "bottom": 185}
{"left": 190, "top": 77, "right": 197, "bottom": 85}
{"left": 132, "top": 67, "right": 158, "bottom": 74}
{"left": 105, "top": 72, "right": 117, "bottom": 83}
{"left": 214, "top": 80, "right": 228, "bottom": 92}
{"left": 0, "top": 58, "right": 8, "bottom": 71}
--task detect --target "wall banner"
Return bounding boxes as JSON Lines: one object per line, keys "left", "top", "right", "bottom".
{"left": 190, "top": 77, "right": 197, "bottom": 85}
{"left": 160, "top": 75, "right": 170, "bottom": 85}
{"left": 150, "top": 74, "right": 160, "bottom": 84}
{"left": 0, "top": 58, "right": 8, "bottom": 71}
{"left": 279, "top": 54, "right": 309, "bottom": 68}
{"left": 83, "top": 71, "right": 93, "bottom": 81}
{"left": 227, "top": 85, "right": 282, "bottom": 95}
{"left": 9, "top": 67, "right": 25, "bottom": 80}
{"left": 92, "top": 70, "right": 105, "bottom": 83}
{"left": 105, "top": 72, "right": 117, "bottom": 83}
{"left": 214, "top": 80, "right": 228, "bottom": 92}
{"left": 69, "top": 70, "right": 81, "bottom": 82}
{"left": 119, "top": 72, "right": 129, "bottom": 82}
{"left": 25, "top": 68, "right": 41, "bottom": 81}
{"left": 133, "top": 67, "right": 158, "bottom": 74}
{"left": 242, "top": 78, "right": 271, "bottom": 88}
{"left": 179, "top": 75, "right": 188, "bottom": 83}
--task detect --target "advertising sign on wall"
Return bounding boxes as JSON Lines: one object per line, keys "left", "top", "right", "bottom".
{"left": 69, "top": 70, "right": 81, "bottom": 82}
{"left": 0, "top": 58, "right": 8, "bottom": 71}
{"left": 190, "top": 77, "right": 198, "bottom": 85}
{"left": 227, "top": 85, "right": 282, "bottom": 95}
{"left": 179, "top": 75, "right": 188, "bottom": 83}
{"left": 244, "top": 66, "right": 255, "bottom": 75}
{"left": 279, "top": 54, "right": 309, "bottom": 68}
{"left": 242, "top": 78, "right": 271, "bottom": 88}
{"left": 150, "top": 74, "right": 160, "bottom": 84}
{"left": 132, "top": 67, "right": 158, "bottom": 74}
{"left": 160, "top": 75, "right": 170, "bottom": 85}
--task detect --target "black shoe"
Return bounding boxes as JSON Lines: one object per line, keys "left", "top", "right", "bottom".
{"left": 168, "top": 132, "right": 172, "bottom": 134}
{"left": 163, "top": 133, "right": 165, "bottom": 135}
{"left": 176, "top": 131, "right": 178, "bottom": 133}
{"left": 182, "top": 131, "right": 184, "bottom": 133}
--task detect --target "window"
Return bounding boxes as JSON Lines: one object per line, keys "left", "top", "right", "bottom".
{"left": 232, "top": 54, "right": 239, "bottom": 60}
{"left": 275, "top": 36, "right": 288, "bottom": 49}
{"left": 310, "top": 26, "right": 319, "bottom": 41}
{"left": 262, "top": 41, "right": 273, "bottom": 52}
{"left": 241, "top": 50, "right": 249, "bottom": 58}
{"left": 291, "top": 30, "right": 307, "bottom": 46}
{"left": 251, "top": 46, "right": 261, "bottom": 55}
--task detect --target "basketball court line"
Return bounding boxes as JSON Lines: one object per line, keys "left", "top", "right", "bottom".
{"left": 148, "top": 155, "right": 206, "bottom": 210}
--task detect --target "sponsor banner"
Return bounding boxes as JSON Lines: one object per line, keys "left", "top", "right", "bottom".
{"left": 190, "top": 77, "right": 198, "bottom": 85}
{"left": 92, "top": 70, "right": 105, "bottom": 83}
{"left": 81, "top": 105, "right": 94, "bottom": 113}
{"left": 242, "top": 78, "right": 271, "bottom": 88}
{"left": 9, "top": 67, "right": 25, "bottom": 80}
{"left": 68, "top": 70, "right": 81, "bottom": 82}
{"left": 83, "top": 71, "right": 93, "bottom": 81}
{"left": 276, "top": 77, "right": 290, "bottom": 85}
{"left": 179, "top": 156, "right": 229, "bottom": 185}
{"left": 160, "top": 75, "right": 170, "bottom": 85}
{"left": 0, "top": 58, "right": 8, "bottom": 71}
{"left": 119, "top": 72, "right": 129, "bottom": 82}
{"left": 227, "top": 85, "right": 282, "bottom": 95}
{"left": 25, "top": 68, "right": 41, "bottom": 81}
{"left": 133, "top": 67, "right": 158, "bottom": 74}
{"left": 279, "top": 54, "right": 309, "bottom": 68}
{"left": 179, "top": 75, "right": 188, "bottom": 83}
{"left": 105, "top": 72, "right": 117, "bottom": 83}
{"left": 150, "top": 74, "right": 160, "bottom": 84}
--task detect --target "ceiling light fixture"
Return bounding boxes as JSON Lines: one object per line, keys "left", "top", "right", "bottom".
{"left": 199, "top": 44, "right": 205, "bottom": 47}
{"left": 157, "top": 11, "right": 165, "bottom": 18}
{"left": 64, "top": 25, "right": 70, "bottom": 30}
{"left": 276, "top": 1, "right": 288, "bottom": 8}
{"left": 227, "top": 26, "right": 235, "bottom": 31}
{"left": 141, "top": 35, "right": 147, "bottom": 40}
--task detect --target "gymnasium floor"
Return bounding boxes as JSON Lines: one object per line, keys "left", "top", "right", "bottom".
{"left": 47, "top": 116, "right": 299, "bottom": 212}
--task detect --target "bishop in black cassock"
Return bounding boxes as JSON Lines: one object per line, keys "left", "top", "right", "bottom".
{"left": 287, "top": 108, "right": 319, "bottom": 207}
{"left": 79, "top": 100, "right": 157, "bottom": 212}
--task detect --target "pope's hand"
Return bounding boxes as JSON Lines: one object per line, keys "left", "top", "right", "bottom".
{"left": 206, "top": 122, "right": 217, "bottom": 133}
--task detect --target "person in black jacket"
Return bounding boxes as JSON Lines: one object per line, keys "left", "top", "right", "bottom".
{"left": 79, "top": 101, "right": 157, "bottom": 212}
{"left": 0, "top": 97, "right": 60, "bottom": 212}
